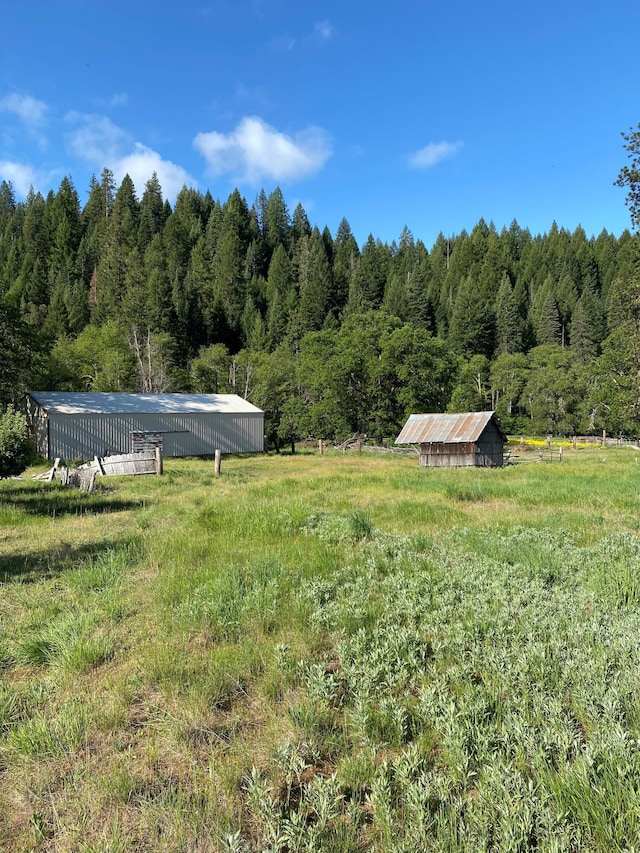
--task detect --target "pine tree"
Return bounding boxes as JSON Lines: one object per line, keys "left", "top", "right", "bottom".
{"left": 332, "top": 218, "right": 359, "bottom": 317}
{"left": 606, "top": 275, "right": 635, "bottom": 331}
{"left": 594, "top": 229, "right": 618, "bottom": 301}
{"left": 297, "top": 230, "right": 332, "bottom": 332}
{"left": 570, "top": 297, "right": 598, "bottom": 363}
{"left": 144, "top": 234, "right": 173, "bottom": 332}
{"left": 0, "top": 302, "right": 37, "bottom": 405}
{"left": 43, "top": 279, "right": 69, "bottom": 340}
{"left": 263, "top": 187, "right": 290, "bottom": 256}
{"left": 351, "top": 235, "right": 390, "bottom": 310}
{"left": 615, "top": 122, "right": 640, "bottom": 231}
{"left": 18, "top": 188, "right": 49, "bottom": 324}
{"left": 44, "top": 178, "right": 84, "bottom": 338}
{"left": 291, "top": 203, "right": 312, "bottom": 251}
{"left": 121, "top": 246, "right": 147, "bottom": 328}
{"left": 0, "top": 181, "right": 21, "bottom": 298}
{"left": 266, "top": 245, "right": 293, "bottom": 348}
{"left": 211, "top": 190, "right": 253, "bottom": 330}
{"left": 448, "top": 274, "right": 495, "bottom": 357}
{"left": 536, "top": 291, "right": 562, "bottom": 345}
{"left": 406, "top": 257, "right": 435, "bottom": 331}
{"left": 494, "top": 274, "right": 524, "bottom": 354}
{"left": 138, "top": 172, "right": 165, "bottom": 252}
{"left": 382, "top": 273, "right": 409, "bottom": 320}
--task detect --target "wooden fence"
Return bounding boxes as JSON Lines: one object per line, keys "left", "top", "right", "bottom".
{"left": 36, "top": 449, "right": 163, "bottom": 491}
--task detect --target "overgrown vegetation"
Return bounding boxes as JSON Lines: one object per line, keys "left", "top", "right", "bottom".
{"left": 0, "top": 406, "right": 31, "bottom": 478}
{"left": 2, "top": 447, "right": 640, "bottom": 850}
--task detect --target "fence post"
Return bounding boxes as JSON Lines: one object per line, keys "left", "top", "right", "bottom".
{"left": 48, "top": 458, "right": 60, "bottom": 482}
{"left": 319, "top": 439, "right": 324, "bottom": 455}
{"left": 154, "top": 446, "right": 163, "bottom": 475}
{"left": 357, "top": 440, "right": 362, "bottom": 456}
{"left": 559, "top": 447, "right": 563, "bottom": 462}
{"left": 214, "top": 449, "right": 221, "bottom": 477}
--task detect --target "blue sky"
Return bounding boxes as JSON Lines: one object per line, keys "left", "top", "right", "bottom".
{"left": 1, "top": 0, "right": 639, "bottom": 247}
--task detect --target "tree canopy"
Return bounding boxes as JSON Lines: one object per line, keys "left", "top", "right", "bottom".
{"left": 1, "top": 127, "right": 639, "bottom": 443}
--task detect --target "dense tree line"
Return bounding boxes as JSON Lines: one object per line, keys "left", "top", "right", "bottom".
{"left": 1, "top": 160, "right": 639, "bottom": 444}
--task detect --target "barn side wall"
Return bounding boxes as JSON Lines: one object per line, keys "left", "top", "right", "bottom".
{"left": 45, "top": 411, "right": 264, "bottom": 461}
{"left": 419, "top": 425, "right": 505, "bottom": 468}
{"left": 24, "top": 396, "right": 49, "bottom": 458}
{"left": 419, "top": 441, "right": 476, "bottom": 467}
{"left": 475, "top": 422, "right": 506, "bottom": 467}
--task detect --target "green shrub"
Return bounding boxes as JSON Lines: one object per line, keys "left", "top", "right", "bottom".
{"left": 0, "top": 405, "right": 32, "bottom": 478}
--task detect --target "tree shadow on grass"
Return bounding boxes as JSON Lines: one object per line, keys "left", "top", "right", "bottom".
{"left": 0, "top": 483, "right": 144, "bottom": 518}
{"left": 0, "top": 537, "right": 140, "bottom": 583}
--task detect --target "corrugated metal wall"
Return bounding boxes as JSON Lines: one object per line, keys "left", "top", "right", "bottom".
{"left": 44, "top": 411, "right": 264, "bottom": 460}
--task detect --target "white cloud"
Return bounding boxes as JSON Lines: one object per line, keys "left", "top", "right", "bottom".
{"left": 66, "top": 112, "right": 127, "bottom": 163}
{"left": 65, "top": 112, "right": 195, "bottom": 201}
{"left": 113, "top": 143, "right": 195, "bottom": 201}
{"left": 0, "top": 161, "right": 38, "bottom": 196}
{"left": 194, "top": 116, "right": 332, "bottom": 183}
{"left": 0, "top": 93, "right": 49, "bottom": 148}
{"left": 109, "top": 92, "right": 129, "bottom": 107}
{"left": 408, "top": 140, "right": 463, "bottom": 169}
{"left": 314, "top": 20, "right": 332, "bottom": 41}
{"left": 0, "top": 93, "right": 48, "bottom": 126}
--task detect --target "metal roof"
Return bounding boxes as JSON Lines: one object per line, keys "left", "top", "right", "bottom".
{"left": 27, "top": 392, "right": 263, "bottom": 416}
{"left": 395, "top": 411, "right": 506, "bottom": 445}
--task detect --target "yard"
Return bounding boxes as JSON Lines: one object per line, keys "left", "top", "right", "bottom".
{"left": 1, "top": 446, "right": 640, "bottom": 851}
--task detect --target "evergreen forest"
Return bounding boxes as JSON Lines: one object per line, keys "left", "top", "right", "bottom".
{"left": 1, "top": 162, "right": 640, "bottom": 447}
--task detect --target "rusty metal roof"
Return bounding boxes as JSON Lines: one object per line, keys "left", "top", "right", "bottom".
{"left": 395, "top": 411, "right": 506, "bottom": 445}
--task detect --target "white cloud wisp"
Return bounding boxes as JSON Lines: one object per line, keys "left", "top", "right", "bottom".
{"left": 194, "top": 116, "right": 332, "bottom": 184}
{"left": 0, "top": 161, "right": 38, "bottom": 196}
{"left": 0, "top": 93, "right": 49, "bottom": 148}
{"left": 408, "top": 140, "right": 463, "bottom": 169}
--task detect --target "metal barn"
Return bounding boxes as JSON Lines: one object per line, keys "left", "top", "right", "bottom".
{"left": 24, "top": 392, "right": 265, "bottom": 461}
{"left": 395, "top": 411, "right": 507, "bottom": 468}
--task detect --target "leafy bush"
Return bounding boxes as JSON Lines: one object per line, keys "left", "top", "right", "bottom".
{"left": 0, "top": 405, "right": 31, "bottom": 478}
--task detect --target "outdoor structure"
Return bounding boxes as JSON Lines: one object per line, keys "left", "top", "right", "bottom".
{"left": 395, "top": 411, "right": 507, "bottom": 468}
{"left": 24, "top": 392, "right": 265, "bottom": 461}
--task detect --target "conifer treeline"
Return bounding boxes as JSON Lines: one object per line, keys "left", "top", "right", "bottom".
{"left": 1, "top": 169, "right": 639, "bottom": 444}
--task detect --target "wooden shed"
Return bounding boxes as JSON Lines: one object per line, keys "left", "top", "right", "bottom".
{"left": 395, "top": 411, "right": 507, "bottom": 468}
{"left": 24, "top": 392, "right": 265, "bottom": 461}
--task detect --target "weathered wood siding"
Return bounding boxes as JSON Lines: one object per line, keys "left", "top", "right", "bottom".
{"left": 130, "top": 431, "right": 164, "bottom": 453}
{"left": 419, "top": 422, "right": 505, "bottom": 468}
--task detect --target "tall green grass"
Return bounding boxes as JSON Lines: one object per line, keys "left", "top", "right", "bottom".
{"left": 2, "top": 447, "right": 640, "bottom": 850}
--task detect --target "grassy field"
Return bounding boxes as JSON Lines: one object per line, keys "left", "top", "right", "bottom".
{"left": 2, "top": 445, "right": 640, "bottom": 851}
